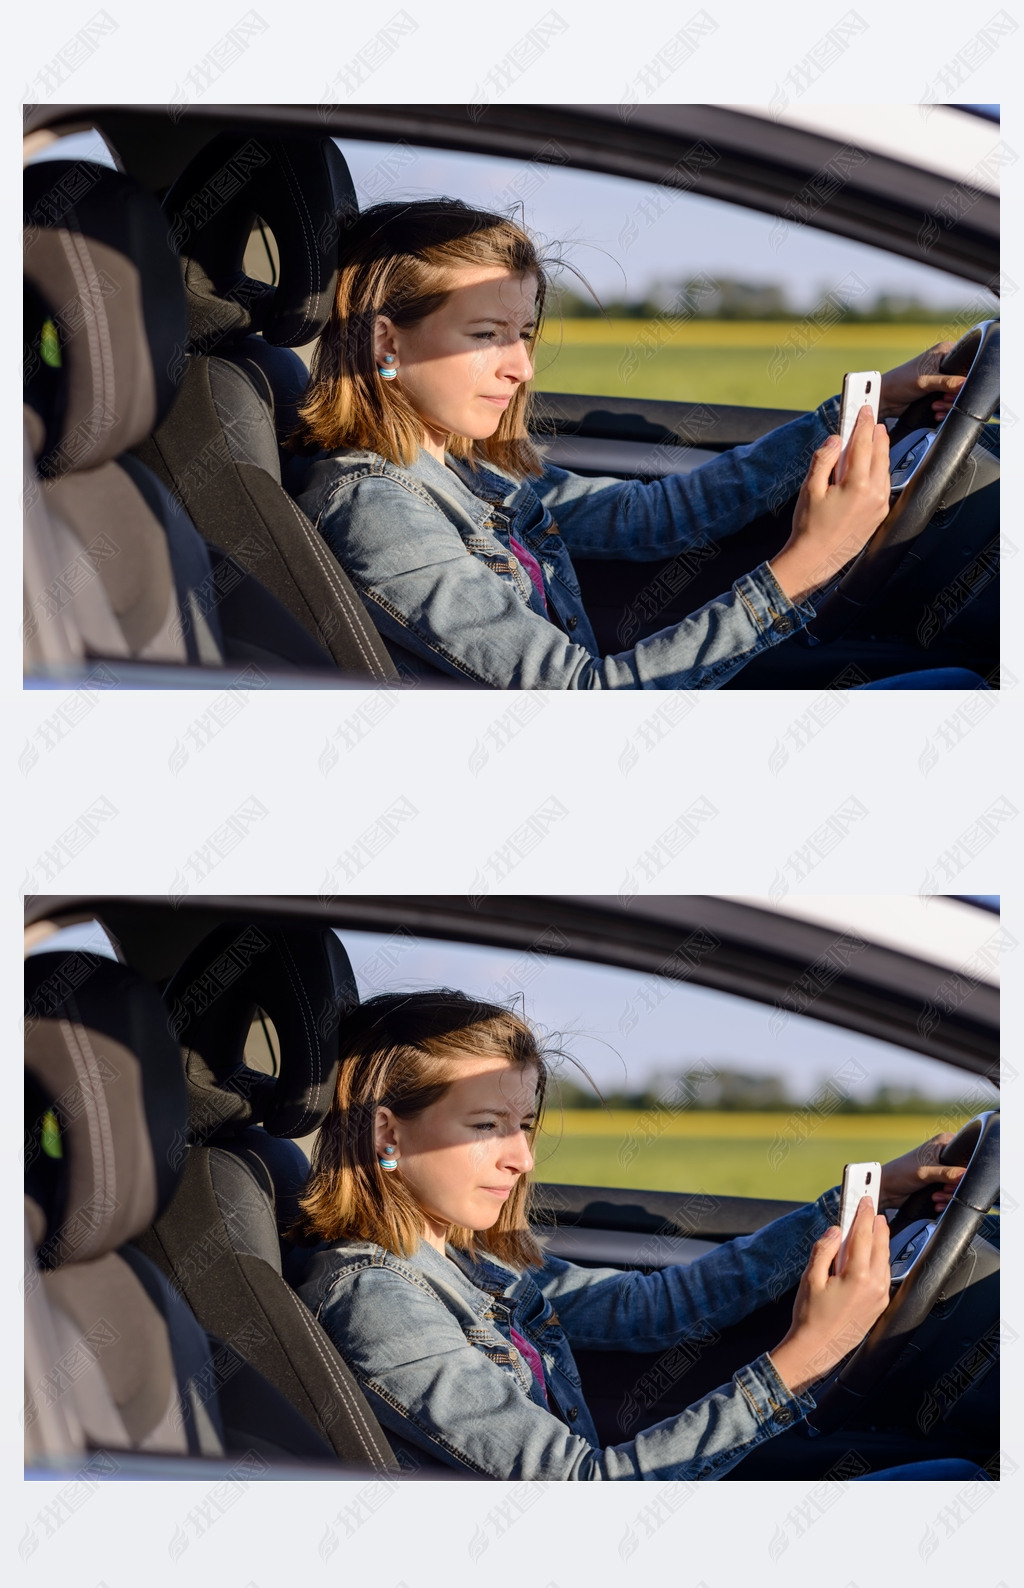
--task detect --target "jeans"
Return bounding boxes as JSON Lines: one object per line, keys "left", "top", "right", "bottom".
{"left": 857, "top": 1459, "right": 991, "bottom": 1480}
{"left": 858, "top": 669, "right": 990, "bottom": 689}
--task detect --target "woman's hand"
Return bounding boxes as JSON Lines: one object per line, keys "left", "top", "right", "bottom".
{"left": 769, "top": 1198, "right": 892, "bottom": 1397}
{"left": 878, "top": 1132, "right": 966, "bottom": 1213}
{"left": 768, "top": 404, "right": 892, "bottom": 604}
{"left": 878, "top": 341, "right": 967, "bottom": 422}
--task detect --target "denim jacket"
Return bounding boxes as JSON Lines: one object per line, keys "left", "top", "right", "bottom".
{"left": 293, "top": 1185, "right": 841, "bottom": 1480}
{"left": 293, "top": 395, "right": 842, "bottom": 689}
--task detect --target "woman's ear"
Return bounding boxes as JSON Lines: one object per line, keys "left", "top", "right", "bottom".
{"left": 374, "top": 1105, "right": 396, "bottom": 1152}
{"left": 373, "top": 316, "right": 397, "bottom": 363}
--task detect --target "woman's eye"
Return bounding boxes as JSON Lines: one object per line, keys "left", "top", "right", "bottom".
{"left": 472, "top": 1121, "right": 497, "bottom": 1131}
{"left": 471, "top": 331, "right": 497, "bottom": 341}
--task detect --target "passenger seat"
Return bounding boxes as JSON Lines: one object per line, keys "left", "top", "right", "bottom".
{"left": 24, "top": 950, "right": 336, "bottom": 1465}
{"left": 23, "top": 159, "right": 339, "bottom": 675}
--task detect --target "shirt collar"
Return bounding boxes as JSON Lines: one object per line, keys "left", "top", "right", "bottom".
{"left": 443, "top": 452, "right": 519, "bottom": 505}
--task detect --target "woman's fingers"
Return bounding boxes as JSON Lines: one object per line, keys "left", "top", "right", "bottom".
{"left": 838, "top": 1196, "right": 875, "bottom": 1277}
{"left": 806, "top": 1225, "right": 841, "bottom": 1289}
{"left": 869, "top": 420, "right": 892, "bottom": 497}
{"left": 804, "top": 433, "right": 842, "bottom": 498}
{"left": 839, "top": 404, "right": 877, "bottom": 486}
{"left": 921, "top": 1131, "right": 955, "bottom": 1164}
{"left": 841, "top": 409, "right": 891, "bottom": 523}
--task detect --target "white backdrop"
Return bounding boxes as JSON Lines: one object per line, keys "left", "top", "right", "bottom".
{"left": 11, "top": 5, "right": 1020, "bottom": 1584}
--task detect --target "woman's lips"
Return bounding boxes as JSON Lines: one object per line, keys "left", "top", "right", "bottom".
{"left": 480, "top": 395, "right": 511, "bottom": 407}
{"left": 480, "top": 1185, "right": 514, "bottom": 1197}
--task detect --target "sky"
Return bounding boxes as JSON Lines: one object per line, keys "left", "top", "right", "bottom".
{"left": 34, "top": 918, "right": 997, "bottom": 1106}
{"left": 33, "top": 125, "right": 995, "bottom": 314}
{"left": 336, "top": 136, "right": 991, "bottom": 311}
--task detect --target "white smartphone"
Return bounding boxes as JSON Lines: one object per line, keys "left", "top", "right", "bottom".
{"left": 834, "top": 1161, "right": 881, "bottom": 1271}
{"left": 834, "top": 370, "right": 881, "bottom": 483}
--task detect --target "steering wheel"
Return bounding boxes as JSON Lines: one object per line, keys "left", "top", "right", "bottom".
{"left": 804, "top": 320, "right": 1000, "bottom": 644}
{"left": 805, "top": 1110, "right": 999, "bottom": 1435}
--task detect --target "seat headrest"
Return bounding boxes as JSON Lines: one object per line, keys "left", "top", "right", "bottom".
{"left": 24, "top": 952, "right": 189, "bottom": 1265}
{"left": 162, "top": 132, "right": 356, "bottom": 354}
{"left": 23, "top": 160, "right": 189, "bottom": 474}
{"left": 163, "top": 923, "right": 356, "bottom": 1141}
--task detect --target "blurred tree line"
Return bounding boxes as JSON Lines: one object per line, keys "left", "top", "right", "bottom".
{"left": 551, "top": 277, "right": 993, "bottom": 324}
{"left": 551, "top": 1066, "right": 971, "bottom": 1114}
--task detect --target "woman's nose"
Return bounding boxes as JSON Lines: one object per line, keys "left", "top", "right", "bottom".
{"left": 500, "top": 338, "right": 534, "bottom": 383}
{"left": 501, "top": 1130, "right": 535, "bottom": 1174}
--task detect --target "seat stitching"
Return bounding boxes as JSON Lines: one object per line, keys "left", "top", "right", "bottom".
{"left": 276, "top": 492, "right": 389, "bottom": 679}
{"left": 279, "top": 1287, "right": 394, "bottom": 1470}
{"left": 55, "top": 228, "right": 108, "bottom": 434}
{"left": 57, "top": 1011, "right": 116, "bottom": 1248}
{"left": 55, "top": 1017, "right": 106, "bottom": 1208}
{"left": 277, "top": 149, "right": 318, "bottom": 316}
{"left": 274, "top": 937, "right": 321, "bottom": 1136}
{"left": 221, "top": 462, "right": 385, "bottom": 679}
{"left": 275, "top": 148, "right": 319, "bottom": 345}
{"left": 235, "top": 354, "right": 274, "bottom": 410}
{"left": 171, "top": 1164, "right": 388, "bottom": 1464}
{"left": 276, "top": 492, "right": 375, "bottom": 668}
{"left": 277, "top": 492, "right": 378, "bottom": 670}
{"left": 63, "top": 1004, "right": 117, "bottom": 1200}
{"left": 67, "top": 229, "right": 116, "bottom": 422}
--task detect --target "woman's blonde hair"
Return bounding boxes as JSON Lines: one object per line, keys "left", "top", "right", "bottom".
{"left": 293, "top": 988, "right": 550, "bottom": 1268}
{"left": 289, "top": 199, "right": 548, "bottom": 477}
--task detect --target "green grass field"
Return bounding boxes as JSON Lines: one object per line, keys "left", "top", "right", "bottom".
{"left": 532, "top": 320, "right": 956, "bottom": 412}
{"left": 532, "top": 1110, "right": 972, "bottom": 1204}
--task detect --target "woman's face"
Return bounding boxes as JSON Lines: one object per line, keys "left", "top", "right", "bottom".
{"left": 377, "top": 1054, "right": 539, "bottom": 1249}
{"left": 376, "top": 265, "right": 538, "bottom": 455}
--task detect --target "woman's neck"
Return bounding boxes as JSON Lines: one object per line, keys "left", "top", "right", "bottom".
{"left": 420, "top": 1219, "right": 449, "bottom": 1255}
{"left": 420, "top": 426, "right": 448, "bottom": 465}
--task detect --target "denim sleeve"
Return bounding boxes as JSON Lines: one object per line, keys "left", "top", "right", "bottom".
{"left": 536, "top": 1189, "right": 842, "bottom": 1351}
{"left": 314, "top": 1265, "right": 816, "bottom": 1480}
{"left": 533, "top": 397, "right": 842, "bottom": 559}
{"left": 314, "top": 474, "right": 816, "bottom": 689}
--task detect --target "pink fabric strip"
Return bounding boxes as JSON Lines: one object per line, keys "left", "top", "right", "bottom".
{"left": 509, "top": 1325, "right": 548, "bottom": 1402}
{"left": 508, "top": 535, "right": 548, "bottom": 612}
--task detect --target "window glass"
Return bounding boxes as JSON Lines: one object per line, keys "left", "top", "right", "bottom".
{"left": 25, "top": 919, "right": 118, "bottom": 959}
{"left": 338, "top": 928, "right": 997, "bottom": 1205}
{"left": 336, "top": 138, "right": 996, "bottom": 412}
{"left": 25, "top": 127, "right": 117, "bottom": 169}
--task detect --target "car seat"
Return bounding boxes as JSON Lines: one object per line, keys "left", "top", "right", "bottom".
{"left": 24, "top": 949, "right": 337, "bottom": 1466}
{"left": 23, "top": 159, "right": 338, "bottom": 675}
{"left": 132, "top": 131, "right": 398, "bottom": 682}
{"left": 132, "top": 921, "right": 400, "bottom": 1474}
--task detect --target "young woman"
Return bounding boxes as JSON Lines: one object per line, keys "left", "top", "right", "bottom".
{"left": 289, "top": 199, "right": 981, "bottom": 690}
{"left": 291, "top": 989, "right": 981, "bottom": 1481}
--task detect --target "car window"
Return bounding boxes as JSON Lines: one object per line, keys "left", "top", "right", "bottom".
{"left": 24, "top": 126, "right": 118, "bottom": 169}
{"left": 338, "top": 928, "right": 997, "bottom": 1206}
{"left": 24, "top": 919, "right": 118, "bottom": 959}
{"left": 336, "top": 137, "right": 997, "bottom": 413}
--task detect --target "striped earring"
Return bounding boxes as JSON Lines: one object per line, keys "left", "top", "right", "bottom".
{"left": 378, "top": 354, "right": 397, "bottom": 380}
{"left": 378, "top": 1145, "right": 398, "bottom": 1170}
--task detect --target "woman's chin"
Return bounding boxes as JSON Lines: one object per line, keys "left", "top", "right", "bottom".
{"left": 469, "top": 1199, "right": 505, "bottom": 1228}
{"left": 457, "top": 410, "right": 506, "bottom": 440}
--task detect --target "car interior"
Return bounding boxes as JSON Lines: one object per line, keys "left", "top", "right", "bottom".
{"left": 24, "top": 897, "right": 1000, "bottom": 1481}
{"left": 23, "top": 105, "right": 1000, "bottom": 687}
